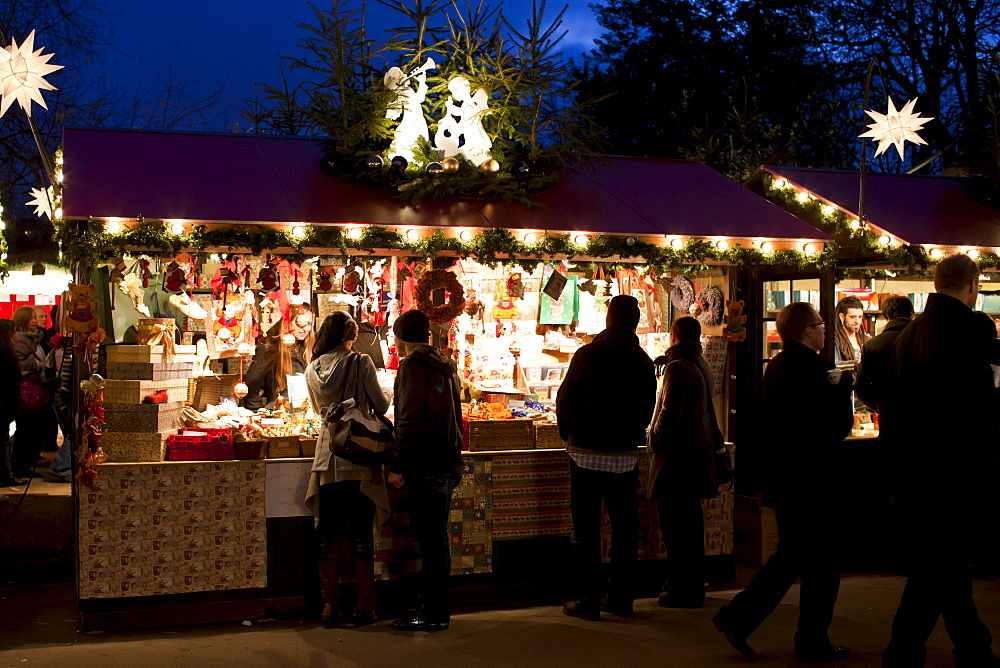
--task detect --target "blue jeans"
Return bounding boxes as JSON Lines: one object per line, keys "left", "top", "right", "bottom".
{"left": 568, "top": 459, "right": 639, "bottom": 607}
{"left": 405, "top": 474, "right": 459, "bottom": 623}
{"left": 49, "top": 407, "right": 73, "bottom": 478}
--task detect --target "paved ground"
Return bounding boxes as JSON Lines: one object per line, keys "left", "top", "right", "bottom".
{"left": 1, "top": 573, "right": 998, "bottom": 667}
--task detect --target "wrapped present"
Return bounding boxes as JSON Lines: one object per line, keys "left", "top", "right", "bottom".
{"left": 103, "top": 378, "right": 189, "bottom": 404}
{"left": 104, "top": 402, "right": 184, "bottom": 432}
{"left": 101, "top": 430, "right": 171, "bottom": 462}
{"left": 106, "top": 344, "right": 198, "bottom": 364}
{"left": 466, "top": 418, "right": 534, "bottom": 451}
{"left": 106, "top": 361, "right": 195, "bottom": 381}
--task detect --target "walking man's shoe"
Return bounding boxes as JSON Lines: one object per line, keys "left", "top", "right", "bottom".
{"left": 713, "top": 609, "right": 755, "bottom": 660}
{"left": 563, "top": 600, "right": 601, "bottom": 621}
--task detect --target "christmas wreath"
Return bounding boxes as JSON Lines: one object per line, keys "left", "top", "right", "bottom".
{"left": 670, "top": 275, "right": 695, "bottom": 314}
{"left": 697, "top": 284, "right": 725, "bottom": 326}
{"left": 415, "top": 269, "right": 466, "bottom": 324}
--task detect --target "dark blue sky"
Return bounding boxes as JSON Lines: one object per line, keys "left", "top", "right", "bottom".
{"left": 101, "top": 0, "right": 605, "bottom": 130}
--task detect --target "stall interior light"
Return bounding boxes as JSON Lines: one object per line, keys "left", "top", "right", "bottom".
{"left": 169, "top": 222, "right": 186, "bottom": 235}
{"left": 795, "top": 191, "right": 811, "bottom": 203}
{"left": 459, "top": 229, "right": 475, "bottom": 242}
{"left": 822, "top": 205, "right": 835, "bottom": 216}
{"left": 760, "top": 241, "right": 774, "bottom": 252}
{"left": 669, "top": 237, "right": 684, "bottom": 249}
{"left": 405, "top": 228, "right": 420, "bottom": 241}
{"left": 54, "top": 207, "right": 63, "bottom": 220}
{"left": 879, "top": 235, "right": 891, "bottom": 246}
{"left": 347, "top": 226, "right": 364, "bottom": 240}
{"left": 966, "top": 248, "right": 981, "bottom": 260}
{"left": 573, "top": 234, "right": 589, "bottom": 246}
{"left": 106, "top": 220, "right": 123, "bottom": 234}
{"left": 291, "top": 225, "right": 308, "bottom": 239}
{"left": 850, "top": 219, "right": 861, "bottom": 230}
{"left": 803, "top": 243, "right": 817, "bottom": 254}
{"left": 523, "top": 232, "right": 538, "bottom": 243}
{"left": 716, "top": 239, "right": 729, "bottom": 251}
{"left": 773, "top": 179, "right": 787, "bottom": 189}
{"left": 929, "top": 247, "right": 944, "bottom": 259}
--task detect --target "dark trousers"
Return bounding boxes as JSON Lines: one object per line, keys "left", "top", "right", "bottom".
{"left": 658, "top": 493, "right": 706, "bottom": 602}
{"left": 316, "top": 481, "right": 377, "bottom": 615}
{"left": 883, "top": 501, "right": 995, "bottom": 666}
{"left": 0, "top": 418, "right": 13, "bottom": 480}
{"left": 406, "top": 474, "right": 458, "bottom": 623}
{"left": 12, "top": 405, "right": 52, "bottom": 476}
{"left": 568, "top": 459, "right": 639, "bottom": 607}
{"left": 720, "top": 494, "right": 841, "bottom": 650}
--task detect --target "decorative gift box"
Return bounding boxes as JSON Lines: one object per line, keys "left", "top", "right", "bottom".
{"left": 103, "top": 402, "right": 184, "bottom": 432}
{"left": 106, "top": 362, "right": 196, "bottom": 381}
{"left": 267, "top": 436, "right": 301, "bottom": 459}
{"left": 101, "top": 430, "right": 171, "bottom": 462}
{"left": 105, "top": 344, "right": 198, "bottom": 364}
{"left": 466, "top": 418, "right": 534, "bottom": 451}
{"left": 104, "top": 378, "right": 189, "bottom": 404}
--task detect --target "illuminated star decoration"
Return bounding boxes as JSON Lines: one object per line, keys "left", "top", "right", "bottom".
{"left": 26, "top": 186, "right": 54, "bottom": 220}
{"left": 0, "top": 30, "right": 63, "bottom": 117}
{"left": 859, "top": 97, "right": 933, "bottom": 160}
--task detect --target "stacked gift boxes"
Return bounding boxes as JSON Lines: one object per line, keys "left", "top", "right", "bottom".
{"left": 102, "top": 345, "right": 197, "bottom": 463}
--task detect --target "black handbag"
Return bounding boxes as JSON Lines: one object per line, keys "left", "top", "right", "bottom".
{"left": 325, "top": 352, "right": 394, "bottom": 467}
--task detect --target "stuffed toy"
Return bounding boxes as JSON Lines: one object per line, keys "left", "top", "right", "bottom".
{"left": 63, "top": 283, "right": 101, "bottom": 335}
{"left": 722, "top": 300, "right": 747, "bottom": 342}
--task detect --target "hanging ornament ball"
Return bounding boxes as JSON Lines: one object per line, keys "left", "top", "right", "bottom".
{"left": 281, "top": 333, "right": 296, "bottom": 346}
{"left": 481, "top": 159, "right": 500, "bottom": 173}
{"left": 427, "top": 162, "right": 445, "bottom": 175}
{"left": 216, "top": 327, "right": 232, "bottom": 341}
{"left": 232, "top": 382, "right": 249, "bottom": 399}
{"left": 689, "top": 301, "right": 704, "bottom": 317}
{"left": 626, "top": 237, "right": 636, "bottom": 246}
{"left": 365, "top": 155, "right": 383, "bottom": 169}
{"left": 390, "top": 155, "right": 408, "bottom": 171}
{"left": 237, "top": 342, "right": 254, "bottom": 357}
{"left": 441, "top": 157, "right": 460, "bottom": 173}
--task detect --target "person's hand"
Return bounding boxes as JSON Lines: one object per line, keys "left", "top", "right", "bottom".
{"left": 388, "top": 472, "right": 405, "bottom": 489}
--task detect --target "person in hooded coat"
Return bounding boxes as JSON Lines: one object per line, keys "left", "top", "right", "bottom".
{"left": 304, "top": 312, "right": 391, "bottom": 628}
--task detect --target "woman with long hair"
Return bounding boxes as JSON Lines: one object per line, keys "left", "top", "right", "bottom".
{"left": 0, "top": 319, "right": 25, "bottom": 486}
{"left": 303, "top": 312, "right": 391, "bottom": 628}
{"left": 11, "top": 306, "right": 54, "bottom": 478}
{"left": 242, "top": 310, "right": 315, "bottom": 410}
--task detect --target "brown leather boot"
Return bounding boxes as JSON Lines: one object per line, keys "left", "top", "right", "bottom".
{"left": 318, "top": 537, "right": 346, "bottom": 627}
{"left": 351, "top": 539, "right": 379, "bottom": 626}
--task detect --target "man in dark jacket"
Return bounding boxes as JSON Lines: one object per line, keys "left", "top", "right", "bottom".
{"left": 388, "top": 309, "right": 463, "bottom": 632}
{"left": 880, "top": 254, "right": 999, "bottom": 667}
{"left": 856, "top": 295, "right": 914, "bottom": 412}
{"left": 713, "top": 302, "right": 854, "bottom": 663}
{"left": 557, "top": 295, "right": 656, "bottom": 621}
{"left": 647, "top": 316, "right": 722, "bottom": 608}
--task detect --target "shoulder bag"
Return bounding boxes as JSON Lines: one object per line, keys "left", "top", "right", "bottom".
{"left": 325, "top": 352, "right": 395, "bottom": 467}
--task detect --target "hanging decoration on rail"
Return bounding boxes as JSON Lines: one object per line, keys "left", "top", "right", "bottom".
{"left": 859, "top": 97, "right": 932, "bottom": 160}
{"left": 0, "top": 30, "right": 63, "bottom": 117}
{"left": 415, "top": 268, "right": 465, "bottom": 324}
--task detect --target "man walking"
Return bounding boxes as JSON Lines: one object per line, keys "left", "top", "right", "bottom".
{"left": 713, "top": 302, "right": 854, "bottom": 663}
{"left": 557, "top": 295, "right": 656, "bottom": 621}
{"left": 647, "top": 316, "right": 723, "bottom": 608}
{"left": 388, "top": 309, "right": 464, "bottom": 632}
{"left": 880, "top": 254, "right": 999, "bottom": 667}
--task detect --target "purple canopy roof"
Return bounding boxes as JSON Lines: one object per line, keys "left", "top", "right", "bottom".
{"left": 61, "top": 128, "right": 828, "bottom": 241}
{"left": 759, "top": 166, "right": 1000, "bottom": 247}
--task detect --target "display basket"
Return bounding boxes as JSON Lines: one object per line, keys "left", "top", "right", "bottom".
{"left": 268, "top": 436, "right": 301, "bottom": 458}
{"left": 299, "top": 438, "right": 317, "bottom": 458}
{"left": 533, "top": 422, "right": 562, "bottom": 449}
{"left": 466, "top": 418, "right": 534, "bottom": 451}
{"left": 234, "top": 439, "right": 268, "bottom": 460}
{"left": 190, "top": 374, "right": 239, "bottom": 411}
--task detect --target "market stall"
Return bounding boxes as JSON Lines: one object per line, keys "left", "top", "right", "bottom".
{"left": 60, "top": 128, "right": 831, "bottom": 630}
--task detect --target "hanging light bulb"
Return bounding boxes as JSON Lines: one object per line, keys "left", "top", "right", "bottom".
{"left": 348, "top": 226, "right": 364, "bottom": 240}
{"left": 573, "top": 234, "right": 589, "bottom": 246}
{"left": 966, "top": 248, "right": 980, "bottom": 260}
{"left": 879, "top": 235, "right": 891, "bottom": 246}
{"left": 803, "top": 243, "right": 817, "bottom": 254}
{"left": 459, "top": 229, "right": 474, "bottom": 242}
{"left": 761, "top": 241, "right": 774, "bottom": 252}
{"left": 795, "top": 191, "right": 810, "bottom": 203}
{"left": 106, "top": 220, "right": 122, "bottom": 234}
{"left": 773, "top": 179, "right": 787, "bottom": 189}
{"left": 169, "top": 221, "right": 186, "bottom": 235}
{"left": 405, "top": 228, "right": 420, "bottom": 241}
{"left": 850, "top": 219, "right": 861, "bottom": 230}
{"left": 291, "top": 225, "right": 308, "bottom": 239}
{"left": 670, "top": 238, "right": 684, "bottom": 249}
{"left": 523, "top": 232, "right": 538, "bottom": 243}
{"left": 822, "top": 205, "right": 835, "bottom": 216}
{"left": 929, "top": 248, "right": 943, "bottom": 259}
{"left": 716, "top": 239, "right": 729, "bottom": 251}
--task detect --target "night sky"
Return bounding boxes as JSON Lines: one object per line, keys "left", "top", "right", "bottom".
{"left": 101, "top": 0, "right": 604, "bottom": 130}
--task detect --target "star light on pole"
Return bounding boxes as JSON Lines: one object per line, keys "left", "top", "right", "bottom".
{"left": 859, "top": 96, "right": 932, "bottom": 160}
{"left": 0, "top": 30, "right": 63, "bottom": 117}
{"left": 26, "top": 185, "right": 54, "bottom": 220}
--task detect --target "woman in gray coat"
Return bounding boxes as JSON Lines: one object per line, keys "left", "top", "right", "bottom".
{"left": 304, "top": 312, "right": 391, "bottom": 628}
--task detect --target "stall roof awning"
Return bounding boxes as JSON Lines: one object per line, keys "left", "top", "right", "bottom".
{"left": 754, "top": 166, "right": 1000, "bottom": 248}
{"left": 62, "top": 128, "right": 828, "bottom": 241}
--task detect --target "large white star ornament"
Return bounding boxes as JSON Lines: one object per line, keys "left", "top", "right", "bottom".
{"left": 27, "top": 186, "right": 54, "bottom": 220}
{"left": 0, "top": 30, "right": 63, "bottom": 117}
{"left": 859, "top": 97, "right": 933, "bottom": 160}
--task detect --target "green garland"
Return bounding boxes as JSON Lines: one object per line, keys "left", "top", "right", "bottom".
{"left": 54, "top": 215, "right": 837, "bottom": 277}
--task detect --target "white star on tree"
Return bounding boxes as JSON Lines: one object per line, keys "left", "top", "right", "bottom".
{"left": 0, "top": 30, "right": 63, "bottom": 117}
{"left": 27, "top": 186, "right": 54, "bottom": 220}
{"left": 859, "top": 97, "right": 933, "bottom": 160}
